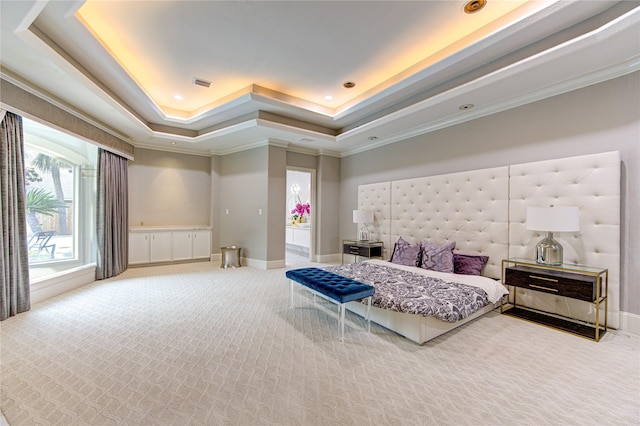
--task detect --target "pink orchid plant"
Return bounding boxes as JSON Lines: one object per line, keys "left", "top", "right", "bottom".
{"left": 291, "top": 202, "right": 310, "bottom": 220}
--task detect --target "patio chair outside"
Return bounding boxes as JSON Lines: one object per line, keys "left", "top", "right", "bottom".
{"left": 28, "top": 230, "right": 56, "bottom": 258}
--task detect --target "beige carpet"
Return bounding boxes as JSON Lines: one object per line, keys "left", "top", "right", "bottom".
{"left": 1, "top": 262, "right": 639, "bottom": 425}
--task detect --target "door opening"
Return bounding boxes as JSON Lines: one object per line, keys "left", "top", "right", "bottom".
{"left": 285, "top": 169, "right": 313, "bottom": 266}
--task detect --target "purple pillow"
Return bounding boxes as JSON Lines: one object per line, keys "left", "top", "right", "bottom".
{"left": 389, "top": 237, "right": 421, "bottom": 267}
{"left": 453, "top": 253, "right": 489, "bottom": 275}
{"left": 420, "top": 240, "right": 456, "bottom": 273}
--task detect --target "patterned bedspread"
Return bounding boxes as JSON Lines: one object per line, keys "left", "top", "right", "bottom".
{"left": 324, "top": 262, "right": 489, "bottom": 323}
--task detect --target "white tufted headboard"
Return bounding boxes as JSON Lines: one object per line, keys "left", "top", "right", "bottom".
{"left": 359, "top": 167, "right": 509, "bottom": 279}
{"left": 357, "top": 182, "right": 392, "bottom": 258}
{"left": 509, "top": 151, "right": 620, "bottom": 328}
{"left": 357, "top": 151, "right": 620, "bottom": 328}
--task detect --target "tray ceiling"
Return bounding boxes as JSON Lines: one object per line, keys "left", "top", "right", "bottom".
{"left": 1, "top": 1, "right": 639, "bottom": 156}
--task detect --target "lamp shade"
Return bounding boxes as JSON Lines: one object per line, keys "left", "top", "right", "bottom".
{"left": 526, "top": 206, "right": 580, "bottom": 232}
{"left": 353, "top": 210, "right": 374, "bottom": 224}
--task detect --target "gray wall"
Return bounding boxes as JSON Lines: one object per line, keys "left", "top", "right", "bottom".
{"left": 217, "top": 146, "right": 269, "bottom": 260}
{"left": 127, "top": 145, "right": 342, "bottom": 265}
{"left": 210, "top": 155, "right": 221, "bottom": 254}
{"left": 128, "top": 148, "right": 211, "bottom": 227}
{"left": 316, "top": 155, "right": 341, "bottom": 256}
{"left": 286, "top": 151, "right": 318, "bottom": 170}
{"left": 266, "top": 145, "right": 287, "bottom": 262}
{"left": 340, "top": 71, "right": 640, "bottom": 315}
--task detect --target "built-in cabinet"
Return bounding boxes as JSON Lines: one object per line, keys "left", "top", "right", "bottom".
{"left": 129, "top": 231, "right": 173, "bottom": 264}
{"left": 172, "top": 230, "right": 211, "bottom": 261}
{"left": 286, "top": 226, "right": 310, "bottom": 248}
{"left": 129, "top": 227, "right": 211, "bottom": 265}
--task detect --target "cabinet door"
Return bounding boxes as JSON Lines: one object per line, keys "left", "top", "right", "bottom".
{"left": 294, "top": 228, "right": 310, "bottom": 248}
{"left": 192, "top": 230, "right": 211, "bottom": 259}
{"left": 172, "top": 231, "right": 193, "bottom": 261}
{"left": 149, "top": 232, "right": 173, "bottom": 262}
{"left": 285, "top": 227, "right": 294, "bottom": 245}
{"left": 129, "top": 233, "right": 150, "bottom": 264}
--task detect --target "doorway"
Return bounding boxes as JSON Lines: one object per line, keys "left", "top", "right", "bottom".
{"left": 285, "top": 169, "right": 314, "bottom": 266}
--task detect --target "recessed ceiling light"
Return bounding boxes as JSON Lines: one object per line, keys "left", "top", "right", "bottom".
{"left": 463, "top": 0, "right": 487, "bottom": 14}
{"left": 324, "top": 95, "right": 333, "bottom": 101}
{"left": 171, "top": 141, "right": 177, "bottom": 145}
{"left": 174, "top": 95, "right": 183, "bottom": 101}
{"left": 343, "top": 81, "right": 356, "bottom": 89}
{"left": 459, "top": 104, "right": 474, "bottom": 110}
{"left": 368, "top": 136, "right": 378, "bottom": 141}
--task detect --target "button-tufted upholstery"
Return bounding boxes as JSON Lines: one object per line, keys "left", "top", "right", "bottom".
{"left": 358, "top": 182, "right": 392, "bottom": 258}
{"left": 359, "top": 167, "right": 509, "bottom": 279}
{"left": 286, "top": 268, "right": 375, "bottom": 303}
{"left": 357, "top": 151, "right": 620, "bottom": 328}
{"left": 509, "top": 151, "right": 620, "bottom": 328}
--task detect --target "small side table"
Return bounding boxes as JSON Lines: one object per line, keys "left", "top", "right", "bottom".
{"left": 342, "top": 240, "right": 383, "bottom": 264}
{"left": 501, "top": 258, "right": 608, "bottom": 341}
{"left": 221, "top": 246, "right": 242, "bottom": 269}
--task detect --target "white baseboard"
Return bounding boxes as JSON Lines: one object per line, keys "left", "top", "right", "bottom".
{"left": 243, "top": 257, "right": 285, "bottom": 270}
{"left": 213, "top": 253, "right": 284, "bottom": 270}
{"left": 619, "top": 311, "right": 640, "bottom": 336}
{"left": 30, "top": 264, "right": 96, "bottom": 304}
{"left": 213, "top": 252, "right": 340, "bottom": 268}
{"left": 314, "top": 253, "right": 341, "bottom": 264}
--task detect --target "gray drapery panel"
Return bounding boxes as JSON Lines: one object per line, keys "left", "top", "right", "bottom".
{"left": 1, "top": 110, "right": 31, "bottom": 320}
{"left": 96, "top": 148, "right": 128, "bottom": 280}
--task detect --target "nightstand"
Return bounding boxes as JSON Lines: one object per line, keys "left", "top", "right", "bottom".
{"left": 501, "top": 258, "right": 608, "bottom": 342}
{"left": 342, "top": 240, "right": 383, "bottom": 264}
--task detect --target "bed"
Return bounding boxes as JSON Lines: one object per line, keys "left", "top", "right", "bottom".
{"left": 324, "top": 258, "right": 507, "bottom": 344}
{"left": 343, "top": 151, "right": 620, "bottom": 344}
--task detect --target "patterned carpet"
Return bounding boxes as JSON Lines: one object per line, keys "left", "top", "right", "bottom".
{"left": 1, "top": 262, "right": 639, "bottom": 425}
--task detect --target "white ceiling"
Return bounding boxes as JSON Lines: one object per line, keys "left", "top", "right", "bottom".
{"left": 1, "top": 0, "right": 639, "bottom": 157}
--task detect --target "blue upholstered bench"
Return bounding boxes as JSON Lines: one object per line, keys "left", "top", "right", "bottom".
{"left": 286, "top": 267, "right": 375, "bottom": 341}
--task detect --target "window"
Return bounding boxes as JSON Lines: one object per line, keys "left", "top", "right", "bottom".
{"left": 23, "top": 118, "right": 97, "bottom": 280}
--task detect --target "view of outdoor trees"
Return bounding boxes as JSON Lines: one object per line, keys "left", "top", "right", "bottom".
{"left": 25, "top": 150, "right": 74, "bottom": 262}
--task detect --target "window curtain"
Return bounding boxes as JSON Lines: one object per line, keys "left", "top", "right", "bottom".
{"left": 96, "top": 148, "right": 128, "bottom": 280}
{"left": 0, "top": 110, "right": 31, "bottom": 320}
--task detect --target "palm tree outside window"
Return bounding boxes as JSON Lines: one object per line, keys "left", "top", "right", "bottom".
{"left": 24, "top": 149, "right": 75, "bottom": 263}
{"left": 21, "top": 117, "right": 98, "bottom": 282}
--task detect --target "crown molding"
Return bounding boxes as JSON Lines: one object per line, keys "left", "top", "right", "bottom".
{"left": 339, "top": 7, "right": 640, "bottom": 157}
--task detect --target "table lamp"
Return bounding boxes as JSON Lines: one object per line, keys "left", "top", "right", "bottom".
{"left": 353, "top": 210, "right": 374, "bottom": 241}
{"left": 526, "top": 206, "right": 580, "bottom": 265}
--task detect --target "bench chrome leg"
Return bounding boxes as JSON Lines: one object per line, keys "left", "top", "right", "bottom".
{"left": 289, "top": 279, "right": 294, "bottom": 309}
{"left": 340, "top": 303, "right": 346, "bottom": 342}
{"left": 366, "top": 296, "right": 372, "bottom": 332}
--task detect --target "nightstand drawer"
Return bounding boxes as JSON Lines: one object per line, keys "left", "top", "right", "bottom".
{"left": 504, "top": 266, "right": 597, "bottom": 301}
{"left": 343, "top": 244, "right": 382, "bottom": 258}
